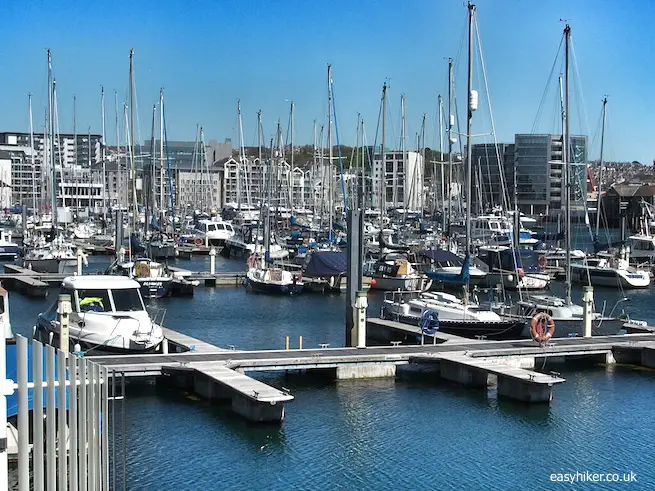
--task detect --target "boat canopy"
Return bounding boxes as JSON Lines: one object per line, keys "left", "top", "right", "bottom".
{"left": 303, "top": 250, "right": 347, "bottom": 277}
{"left": 482, "top": 248, "right": 541, "bottom": 273}
{"left": 421, "top": 249, "right": 463, "bottom": 265}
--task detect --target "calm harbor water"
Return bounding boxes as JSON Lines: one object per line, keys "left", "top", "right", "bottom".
{"left": 8, "top": 254, "right": 655, "bottom": 490}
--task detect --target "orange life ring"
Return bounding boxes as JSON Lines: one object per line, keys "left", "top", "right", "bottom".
{"left": 538, "top": 255, "right": 547, "bottom": 270}
{"left": 194, "top": 237, "right": 203, "bottom": 247}
{"left": 530, "top": 312, "right": 555, "bottom": 343}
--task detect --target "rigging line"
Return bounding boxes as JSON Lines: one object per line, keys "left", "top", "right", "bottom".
{"left": 531, "top": 36, "right": 564, "bottom": 134}
{"left": 474, "top": 17, "right": 509, "bottom": 213}
{"left": 569, "top": 38, "right": 591, "bottom": 140}
{"left": 330, "top": 81, "right": 349, "bottom": 213}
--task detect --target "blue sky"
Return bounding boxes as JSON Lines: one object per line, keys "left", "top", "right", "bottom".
{"left": 1, "top": 0, "right": 653, "bottom": 163}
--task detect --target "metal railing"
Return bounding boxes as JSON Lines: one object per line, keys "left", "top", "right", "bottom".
{"left": 7, "top": 335, "right": 127, "bottom": 491}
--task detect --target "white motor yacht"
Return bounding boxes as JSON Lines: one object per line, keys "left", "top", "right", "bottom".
{"left": 35, "top": 275, "right": 164, "bottom": 353}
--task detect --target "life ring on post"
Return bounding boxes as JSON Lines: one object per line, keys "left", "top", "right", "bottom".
{"left": 530, "top": 312, "right": 555, "bottom": 343}
{"left": 194, "top": 237, "right": 203, "bottom": 247}
{"left": 538, "top": 255, "right": 547, "bottom": 270}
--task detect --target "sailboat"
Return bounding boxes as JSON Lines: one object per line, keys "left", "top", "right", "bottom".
{"left": 23, "top": 50, "right": 77, "bottom": 274}
{"left": 245, "top": 122, "right": 303, "bottom": 295}
{"left": 381, "top": 3, "right": 525, "bottom": 339}
{"left": 497, "top": 25, "right": 626, "bottom": 335}
{"left": 571, "top": 98, "right": 650, "bottom": 289}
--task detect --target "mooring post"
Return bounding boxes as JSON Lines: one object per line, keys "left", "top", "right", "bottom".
{"left": 345, "top": 207, "right": 364, "bottom": 346}
{"left": 76, "top": 247, "right": 84, "bottom": 275}
{"left": 285, "top": 336, "right": 290, "bottom": 350}
{"left": 209, "top": 247, "right": 216, "bottom": 275}
{"left": 355, "top": 291, "right": 367, "bottom": 348}
{"left": 299, "top": 335, "right": 303, "bottom": 350}
{"left": 161, "top": 338, "right": 169, "bottom": 354}
{"left": 58, "top": 293, "right": 71, "bottom": 354}
{"left": 583, "top": 285, "right": 593, "bottom": 338}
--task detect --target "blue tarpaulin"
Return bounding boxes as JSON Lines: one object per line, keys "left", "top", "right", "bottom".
{"left": 303, "top": 251, "right": 347, "bottom": 277}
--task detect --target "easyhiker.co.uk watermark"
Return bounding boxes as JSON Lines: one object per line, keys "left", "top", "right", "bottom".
{"left": 550, "top": 471, "right": 637, "bottom": 484}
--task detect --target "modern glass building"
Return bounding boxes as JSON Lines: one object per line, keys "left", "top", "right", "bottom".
{"left": 514, "top": 134, "right": 587, "bottom": 216}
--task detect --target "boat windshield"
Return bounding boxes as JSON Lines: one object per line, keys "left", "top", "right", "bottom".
{"left": 111, "top": 288, "right": 144, "bottom": 312}
{"left": 77, "top": 289, "right": 112, "bottom": 313}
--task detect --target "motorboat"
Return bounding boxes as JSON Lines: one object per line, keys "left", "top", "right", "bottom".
{"left": 364, "top": 252, "right": 428, "bottom": 291}
{"left": 0, "top": 230, "right": 20, "bottom": 260}
{"left": 571, "top": 255, "right": 650, "bottom": 289}
{"left": 34, "top": 275, "right": 165, "bottom": 353}
{"left": 195, "top": 219, "right": 235, "bottom": 247}
{"left": 109, "top": 257, "right": 176, "bottom": 299}
{"left": 23, "top": 235, "right": 78, "bottom": 274}
{"left": 381, "top": 289, "right": 525, "bottom": 340}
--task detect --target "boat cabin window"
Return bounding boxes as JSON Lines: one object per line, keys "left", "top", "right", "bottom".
{"left": 206, "top": 223, "right": 216, "bottom": 232}
{"left": 112, "top": 288, "right": 144, "bottom": 312}
{"left": 77, "top": 289, "right": 111, "bottom": 313}
{"left": 216, "top": 223, "right": 225, "bottom": 230}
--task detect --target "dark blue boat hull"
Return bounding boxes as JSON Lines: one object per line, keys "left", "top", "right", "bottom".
{"left": 245, "top": 278, "right": 304, "bottom": 295}
{"left": 137, "top": 278, "right": 174, "bottom": 299}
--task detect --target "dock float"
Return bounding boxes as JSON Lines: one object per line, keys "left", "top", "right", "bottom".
{"left": 163, "top": 363, "right": 293, "bottom": 422}
{"left": 411, "top": 352, "right": 566, "bottom": 403}
{"left": 168, "top": 266, "right": 245, "bottom": 286}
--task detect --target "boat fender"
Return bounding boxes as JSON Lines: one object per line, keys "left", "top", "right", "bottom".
{"left": 538, "top": 255, "right": 547, "bottom": 270}
{"left": 328, "top": 275, "right": 337, "bottom": 288}
{"left": 530, "top": 312, "right": 555, "bottom": 344}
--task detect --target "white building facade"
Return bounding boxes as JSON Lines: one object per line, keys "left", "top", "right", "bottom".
{"left": 372, "top": 151, "right": 424, "bottom": 211}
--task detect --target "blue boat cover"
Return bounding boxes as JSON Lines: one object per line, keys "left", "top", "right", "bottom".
{"left": 303, "top": 251, "right": 347, "bottom": 277}
{"left": 5, "top": 343, "right": 68, "bottom": 417}
{"left": 426, "top": 253, "right": 470, "bottom": 284}
{"left": 489, "top": 249, "right": 540, "bottom": 273}
{"left": 421, "top": 249, "right": 463, "bottom": 264}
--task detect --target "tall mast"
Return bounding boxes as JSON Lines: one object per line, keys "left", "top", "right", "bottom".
{"left": 399, "top": 94, "right": 406, "bottom": 209}
{"left": 438, "top": 94, "right": 445, "bottom": 231}
{"left": 73, "top": 95, "right": 77, "bottom": 209}
{"left": 465, "top": 2, "right": 476, "bottom": 255}
{"left": 236, "top": 100, "right": 242, "bottom": 211}
{"left": 594, "top": 97, "right": 607, "bottom": 239}
{"left": 419, "top": 113, "right": 426, "bottom": 213}
{"left": 47, "top": 49, "right": 57, "bottom": 228}
{"left": 327, "top": 64, "right": 333, "bottom": 236}
{"left": 128, "top": 49, "right": 137, "bottom": 235}
{"left": 360, "top": 118, "right": 366, "bottom": 207}
{"left": 237, "top": 100, "right": 250, "bottom": 207}
{"left": 149, "top": 103, "right": 157, "bottom": 232}
{"left": 312, "top": 119, "right": 318, "bottom": 214}
{"left": 114, "top": 90, "right": 120, "bottom": 208}
{"left": 564, "top": 24, "right": 572, "bottom": 306}
{"left": 257, "top": 110, "right": 262, "bottom": 204}
{"left": 101, "top": 86, "right": 107, "bottom": 222}
{"left": 380, "top": 82, "right": 387, "bottom": 219}
{"left": 87, "top": 126, "right": 91, "bottom": 213}
{"left": 159, "top": 88, "right": 165, "bottom": 211}
{"left": 446, "top": 58, "right": 453, "bottom": 232}
{"left": 290, "top": 101, "right": 295, "bottom": 215}
{"left": 28, "top": 94, "right": 37, "bottom": 215}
